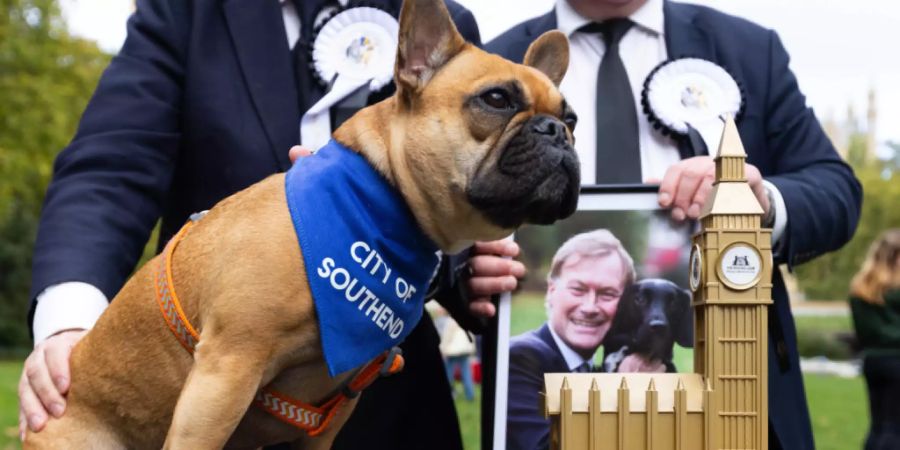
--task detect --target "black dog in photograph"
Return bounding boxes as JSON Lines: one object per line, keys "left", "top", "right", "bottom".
{"left": 602, "top": 278, "right": 693, "bottom": 373}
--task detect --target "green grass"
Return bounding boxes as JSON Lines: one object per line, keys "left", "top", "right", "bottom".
{"left": 454, "top": 384, "right": 481, "bottom": 450}
{"left": 1, "top": 361, "right": 21, "bottom": 449}
{"left": 794, "top": 314, "right": 853, "bottom": 333}
{"left": 805, "top": 374, "right": 868, "bottom": 450}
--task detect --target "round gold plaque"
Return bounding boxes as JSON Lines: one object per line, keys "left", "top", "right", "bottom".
{"left": 689, "top": 244, "right": 703, "bottom": 292}
{"left": 716, "top": 242, "right": 763, "bottom": 290}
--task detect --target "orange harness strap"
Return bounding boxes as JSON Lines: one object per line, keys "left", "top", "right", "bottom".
{"left": 154, "top": 218, "right": 404, "bottom": 436}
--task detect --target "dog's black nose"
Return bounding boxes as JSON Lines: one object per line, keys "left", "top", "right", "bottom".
{"left": 532, "top": 115, "right": 566, "bottom": 138}
{"left": 649, "top": 319, "right": 668, "bottom": 330}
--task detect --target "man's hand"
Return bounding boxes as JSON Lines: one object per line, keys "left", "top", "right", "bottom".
{"left": 18, "top": 329, "right": 87, "bottom": 437}
{"left": 657, "top": 156, "right": 769, "bottom": 221}
{"left": 465, "top": 240, "right": 525, "bottom": 318}
{"left": 288, "top": 145, "right": 314, "bottom": 164}
{"left": 618, "top": 354, "right": 666, "bottom": 373}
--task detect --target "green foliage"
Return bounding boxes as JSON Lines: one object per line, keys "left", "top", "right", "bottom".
{"left": 883, "top": 141, "right": 900, "bottom": 175}
{"left": 844, "top": 134, "right": 870, "bottom": 169}
{"left": 794, "top": 149, "right": 900, "bottom": 300}
{"left": 793, "top": 315, "right": 856, "bottom": 360}
{"left": 0, "top": 0, "right": 110, "bottom": 349}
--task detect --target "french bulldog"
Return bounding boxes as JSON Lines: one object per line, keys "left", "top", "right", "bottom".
{"left": 24, "top": 0, "right": 579, "bottom": 448}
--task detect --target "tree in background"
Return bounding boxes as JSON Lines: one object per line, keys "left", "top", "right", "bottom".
{"left": 0, "top": 0, "right": 109, "bottom": 350}
{"left": 794, "top": 134, "right": 900, "bottom": 300}
{"left": 882, "top": 141, "right": 900, "bottom": 175}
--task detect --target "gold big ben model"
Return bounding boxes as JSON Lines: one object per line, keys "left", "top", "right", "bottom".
{"left": 543, "top": 117, "right": 772, "bottom": 450}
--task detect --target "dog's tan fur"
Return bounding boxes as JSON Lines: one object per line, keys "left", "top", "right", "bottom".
{"left": 24, "top": 1, "right": 571, "bottom": 448}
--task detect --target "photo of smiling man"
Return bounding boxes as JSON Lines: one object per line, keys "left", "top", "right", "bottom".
{"left": 496, "top": 197, "right": 697, "bottom": 450}
{"left": 505, "top": 229, "right": 636, "bottom": 450}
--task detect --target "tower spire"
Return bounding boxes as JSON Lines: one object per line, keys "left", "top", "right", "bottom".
{"left": 700, "top": 117, "right": 764, "bottom": 219}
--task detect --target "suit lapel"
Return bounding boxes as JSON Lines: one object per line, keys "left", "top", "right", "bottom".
{"left": 537, "top": 324, "right": 569, "bottom": 372}
{"left": 525, "top": 10, "right": 557, "bottom": 38}
{"left": 501, "top": 10, "right": 556, "bottom": 63}
{"left": 664, "top": 1, "right": 717, "bottom": 158}
{"left": 664, "top": 1, "right": 715, "bottom": 62}
{"left": 224, "top": 0, "right": 298, "bottom": 170}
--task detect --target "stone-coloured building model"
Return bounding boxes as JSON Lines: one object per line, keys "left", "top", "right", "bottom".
{"left": 542, "top": 117, "right": 773, "bottom": 450}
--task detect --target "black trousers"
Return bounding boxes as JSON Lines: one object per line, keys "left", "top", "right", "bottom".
{"left": 863, "top": 354, "right": 900, "bottom": 450}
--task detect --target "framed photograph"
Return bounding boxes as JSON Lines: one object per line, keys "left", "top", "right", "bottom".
{"left": 492, "top": 185, "right": 696, "bottom": 450}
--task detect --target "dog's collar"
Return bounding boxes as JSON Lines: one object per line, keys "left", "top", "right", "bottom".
{"left": 155, "top": 216, "right": 404, "bottom": 436}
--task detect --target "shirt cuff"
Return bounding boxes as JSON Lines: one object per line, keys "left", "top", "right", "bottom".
{"left": 762, "top": 179, "right": 788, "bottom": 245}
{"left": 33, "top": 282, "right": 109, "bottom": 345}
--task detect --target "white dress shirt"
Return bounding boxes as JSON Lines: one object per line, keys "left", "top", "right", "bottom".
{"left": 548, "top": 324, "right": 594, "bottom": 372}
{"left": 557, "top": 0, "right": 678, "bottom": 184}
{"left": 554, "top": 0, "right": 786, "bottom": 227}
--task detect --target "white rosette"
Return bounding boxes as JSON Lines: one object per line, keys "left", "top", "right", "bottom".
{"left": 642, "top": 58, "right": 744, "bottom": 153}
{"left": 301, "top": 7, "right": 399, "bottom": 151}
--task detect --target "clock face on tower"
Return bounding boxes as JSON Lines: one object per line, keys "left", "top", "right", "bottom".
{"left": 716, "top": 242, "right": 763, "bottom": 290}
{"left": 689, "top": 244, "right": 703, "bottom": 292}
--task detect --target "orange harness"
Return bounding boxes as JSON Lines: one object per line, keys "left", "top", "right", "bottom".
{"left": 154, "top": 217, "right": 404, "bottom": 436}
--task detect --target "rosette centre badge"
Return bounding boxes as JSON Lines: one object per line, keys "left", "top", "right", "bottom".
{"left": 346, "top": 36, "right": 376, "bottom": 67}
{"left": 680, "top": 85, "right": 707, "bottom": 110}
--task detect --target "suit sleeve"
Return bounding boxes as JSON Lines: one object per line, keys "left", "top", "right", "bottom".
{"left": 506, "top": 343, "right": 552, "bottom": 450}
{"left": 760, "top": 31, "right": 862, "bottom": 267}
{"left": 449, "top": 4, "right": 483, "bottom": 48}
{"left": 29, "top": 0, "right": 189, "bottom": 311}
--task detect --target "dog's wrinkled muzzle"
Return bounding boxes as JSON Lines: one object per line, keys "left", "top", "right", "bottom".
{"left": 466, "top": 115, "right": 580, "bottom": 228}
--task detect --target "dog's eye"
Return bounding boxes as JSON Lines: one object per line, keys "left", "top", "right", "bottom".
{"left": 564, "top": 113, "right": 577, "bottom": 131}
{"left": 480, "top": 89, "right": 513, "bottom": 110}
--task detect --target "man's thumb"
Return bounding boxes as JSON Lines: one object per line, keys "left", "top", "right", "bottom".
{"left": 288, "top": 145, "right": 314, "bottom": 164}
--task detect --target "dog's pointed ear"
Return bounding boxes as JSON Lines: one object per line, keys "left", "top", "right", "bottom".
{"left": 606, "top": 282, "right": 637, "bottom": 337}
{"left": 674, "top": 288, "right": 694, "bottom": 348}
{"left": 523, "top": 31, "right": 569, "bottom": 86}
{"left": 395, "top": 0, "right": 467, "bottom": 102}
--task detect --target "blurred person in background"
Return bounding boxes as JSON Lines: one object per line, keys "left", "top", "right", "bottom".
{"left": 439, "top": 311, "right": 477, "bottom": 401}
{"left": 849, "top": 229, "right": 900, "bottom": 450}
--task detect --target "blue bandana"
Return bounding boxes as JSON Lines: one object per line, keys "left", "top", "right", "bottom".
{"left": 285, "top": 140, "right": 441, "bottom": 376}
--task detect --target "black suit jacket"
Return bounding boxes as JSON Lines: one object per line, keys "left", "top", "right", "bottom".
{"left": 30, "top": 1, "right": 481, "bottom": 449}
{"left": 507, "top": 324, "right": 572, "bottom": 450}
{"left": 487, "top": 3, "right": 863, "bottom": 450}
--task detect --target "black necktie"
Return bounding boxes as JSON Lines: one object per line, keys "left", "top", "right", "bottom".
{"left": 574, "top": 362, "right": 592, "bottom": 373}
{"left": 580, "top": 19, "right": 642, "bottom": 184}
